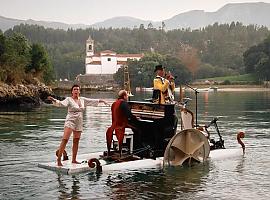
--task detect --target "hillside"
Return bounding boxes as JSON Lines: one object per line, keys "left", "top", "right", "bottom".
{"left": 162, "top": 2, "right": 270, "bottom": 29}
{"left": 1, "top": 2, "right": 270, "bottom": 31}
{"left": 0, "top": 16, "right": 88, "bottom": 31}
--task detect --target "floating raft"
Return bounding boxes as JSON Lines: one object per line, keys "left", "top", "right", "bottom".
{"left": 38, "top": 153, "right": 163, "bottom": 175}
{"left": 209, "top": 148, "right": 244, "bottom": 160}
{"left": 38, "top": 152, "right": 102, "bottom": 175}
{"left": 38, "top": 148, "right": 243, "bottom": 175}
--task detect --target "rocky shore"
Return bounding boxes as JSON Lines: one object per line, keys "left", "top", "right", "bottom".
{"left": 0, "top": 81, "right": 53, "bottom": 108}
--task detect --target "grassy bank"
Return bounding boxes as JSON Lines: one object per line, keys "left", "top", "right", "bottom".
{"left": 191, "top": 73, "right": 270, "bottom": 90}
{"left": 196, "top": 74, "right": 259, "bottom": 85}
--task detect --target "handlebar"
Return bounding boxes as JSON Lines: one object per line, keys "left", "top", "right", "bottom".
{"left": 205, "top": 117, "right": 219, "bottom": 128}
{"left": 180, "top": 97, "right": 192, "bottom": 108}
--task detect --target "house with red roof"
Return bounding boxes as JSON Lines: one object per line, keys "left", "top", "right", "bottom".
{"left": 85, "top": 36, "right": 143, "bottom": 74}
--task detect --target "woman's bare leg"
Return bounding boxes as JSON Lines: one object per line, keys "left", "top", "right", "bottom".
{"left": 57, "top": 127, "right": 72, "bottom": 166}
{"left": 72, "top": 131, "right": 81, "bottom": 164}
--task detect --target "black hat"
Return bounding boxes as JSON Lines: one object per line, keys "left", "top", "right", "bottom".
{"left": 154, "top": 64, "right": 164, "bottom": 72}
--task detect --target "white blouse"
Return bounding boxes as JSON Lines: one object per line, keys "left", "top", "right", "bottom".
{"left": 52, "top": 97, "right": 100, "bottom": 131}
{"left": 53, "top": 97, "right": 99, "bottom": 112}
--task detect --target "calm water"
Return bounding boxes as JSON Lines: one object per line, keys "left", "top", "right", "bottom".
{"left": 0, "top": 90, "right": 270, "bottom": 200}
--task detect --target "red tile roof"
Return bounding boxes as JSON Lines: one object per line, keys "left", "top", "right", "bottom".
{"left": 117, "top": 61, "right": 127, "bottom": 65}
{"left": 100, "top": 50, "right": 116, "bottom": 54}
{"left": 88, "top": 52, "right": 143, "bottom": 59}
{"left": 117, "top": 53, "right": 143, "bottom": 58}
{"left": 87, "top": 61, "right": 102, "bottom": 65}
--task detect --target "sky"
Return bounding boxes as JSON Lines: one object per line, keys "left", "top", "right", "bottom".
{"left": 1, "top": 0, "right": 270, "bottom": 25}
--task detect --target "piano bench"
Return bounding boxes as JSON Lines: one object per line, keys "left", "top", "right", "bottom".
{"left": 112, "top": 129, "right": 134, "bottom": 154}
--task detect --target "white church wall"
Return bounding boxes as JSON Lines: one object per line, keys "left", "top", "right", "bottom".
{"left": 86, "top": 64, "right": 102, "bottom": 74}
{"left": 101, "top": 56, "right": 118, "bottom": 74}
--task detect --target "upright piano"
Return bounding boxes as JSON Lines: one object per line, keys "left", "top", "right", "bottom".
{"left": 127, "top": 101, "right": 178, "bottom": 158}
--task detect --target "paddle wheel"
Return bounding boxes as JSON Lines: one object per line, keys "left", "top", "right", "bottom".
{"left": 163, "top": 129, "right": 210, "bottom": 167}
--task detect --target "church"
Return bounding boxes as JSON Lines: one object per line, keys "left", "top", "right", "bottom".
{"left": 85, "top": 36, "right": 143, "bottom": 75}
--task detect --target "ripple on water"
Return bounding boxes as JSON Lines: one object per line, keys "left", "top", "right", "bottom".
{"left": 0, "top": 92, "right": 270, "bottom": 199}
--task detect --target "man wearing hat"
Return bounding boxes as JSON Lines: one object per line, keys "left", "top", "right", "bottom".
{"left": 153, "top": 64, "right": 175, "bottom": 104}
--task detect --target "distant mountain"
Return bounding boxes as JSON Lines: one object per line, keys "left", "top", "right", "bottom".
{"left": 1, "top": 2, "right": 270, "bottom": 31}
{"left": 92, "top": 2, "right": 270, "bottom": 29}
{"left": 0, "top": 16, "right": 88, "bottom": 31}
{"left": 91, "top": 16, "right": 152, "bottom": 29}
{"left": 161, "top": 2, "right": 270, "bottom": 29}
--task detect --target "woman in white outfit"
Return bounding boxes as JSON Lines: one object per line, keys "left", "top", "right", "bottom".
{"left": 48, "top": 84, "right": 108, "bottom": 166}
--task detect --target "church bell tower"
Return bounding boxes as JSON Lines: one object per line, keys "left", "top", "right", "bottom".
{"left": 85, "top": 35, "right": 94, "bottom": 72}
{"left": 86, "top": 35, "right": 94, "bottom": 57}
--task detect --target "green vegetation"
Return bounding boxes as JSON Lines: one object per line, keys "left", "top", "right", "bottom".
{"left": 243, "top": 35, "right": 270, "bottom": 81}
{"left": 0, "top": 32, "right": 53, "bottom": 84}
{"left": 198, "top": 74, "right": 259, "bottom": 84}
{"left": 205, "top": 74, "right": 257, "bottom": 82}
{"left": 1, "top": 22, "right": 269, "bottom": 85}
{"left": 114, "top": 53, "right": 191, "bottom": 88}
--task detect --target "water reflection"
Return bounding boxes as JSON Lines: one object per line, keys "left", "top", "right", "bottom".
{"left": 100, "top": 163, "right": 210, "bottom": 199}
{"left": 163, "top": 164, "right": 210, "bottom": 194}
{"left": 235, "top": 156, "right": 246, "bottom": 174}
{"left": 87, "top": 171, "right": 102, "bottom": 182}
{"left": 57, "top": 174, "right": 81, "bottom": 200}
{"left": 203, "top": 92, "right": 209, "bottom": 117}
{"left": 0, "top": 90, "right": 270, "bottom": 199}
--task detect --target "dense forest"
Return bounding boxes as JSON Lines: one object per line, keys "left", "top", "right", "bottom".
{"left": 0, "top": 31, "right": 53, "bottom": 84}
{"left": 243, "top": 36, "right": 270, "bottom": 81}
{"left": 1, "top": 22, "right": 270, "bottom": 85}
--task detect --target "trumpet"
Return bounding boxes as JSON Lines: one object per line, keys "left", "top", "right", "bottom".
{"left": 165, "top": 71, "right": 176, "bottom": 81}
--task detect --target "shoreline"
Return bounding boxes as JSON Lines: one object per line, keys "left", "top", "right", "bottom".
{"left": 216, "top": 88, "right": 270, "bottom": 92}
{"left": 190, "top": 84, "right": 270, "bottom": 92}
{"left": 137, "top": 85, "right": 270, "bottom": 93}
{"left": 1, "top": 83, "right": 269, "bottom": 109}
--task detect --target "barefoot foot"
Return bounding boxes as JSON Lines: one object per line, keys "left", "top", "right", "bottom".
{"left": 57, "top": 160, "right": 63, "bottom": 166}
{"left": 72, "top": 161, "right": 81, "bottom": 164}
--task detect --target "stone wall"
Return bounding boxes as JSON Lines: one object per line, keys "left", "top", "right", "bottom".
{"left": 77, "top": 74, "right": 115, "bottom": 85}
{"left": 51, "top": 74, "right": 120, "bottom": 92}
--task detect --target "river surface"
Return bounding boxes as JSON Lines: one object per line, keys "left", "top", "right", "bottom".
{"left": 0, "top": 90, "right": 270, "bottom": 200}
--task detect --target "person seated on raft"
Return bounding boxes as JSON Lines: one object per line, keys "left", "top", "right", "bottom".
{"left": 106, "top": 90, "right": 139, "bottom": 157}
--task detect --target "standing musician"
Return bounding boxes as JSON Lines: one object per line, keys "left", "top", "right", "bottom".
{"left": 153, "top": 64, "right": 175, "bottom": 104}
{"left": 165, "top": 71, "right": 176, "bottom": 102}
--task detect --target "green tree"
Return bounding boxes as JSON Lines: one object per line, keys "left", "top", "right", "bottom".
{"left": 0, "top": 33, "right": 6, "bottom": 62}
{"left": 243, "top": 35, "right": 270, "bottom": 80}
{"left": 161, "top": 21, "right": 166, "bottom": 30}
{"left": 147, "top": 22, "right": 154, "bottom": 29}
{"left": 243, "top": 45, "right": 262, "bottom": 73}
{"left": 0, "top": 33, "right": 30, "bottom": 83}
{"left": 28, "top": 43, "right": 54, "bottom": 83}
{"left": 4, "top": 23, "right": 270, "bottom": 81}
{"left": 114, "top": 52, "right": 191, "bottom": 88}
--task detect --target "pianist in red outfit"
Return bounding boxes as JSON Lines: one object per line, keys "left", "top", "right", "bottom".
{"left": 106, "top": 90, "right": 139, "bottom": 157}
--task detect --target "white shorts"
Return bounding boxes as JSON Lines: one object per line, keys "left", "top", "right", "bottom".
{"left": 64, "top": 113, "right": 83, "bottom": 132}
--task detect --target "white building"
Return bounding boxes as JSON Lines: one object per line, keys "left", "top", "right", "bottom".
{"left": 85, "top": 36, "right": 143, "bottom": 74}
